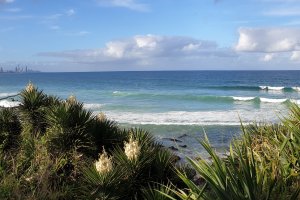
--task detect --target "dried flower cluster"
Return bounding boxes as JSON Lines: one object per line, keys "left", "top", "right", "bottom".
{"left": 67, "top": 95, "right": 77, "bottom": 104}
{"left": 26, "top": 82, "right": 35, "bottom": 92}
{"left": 97, "top": 112, "right": 106, "bottom": 122}
{"left": 124, "top": 136, "right": 140, "bottom": 160}
{"left": 95, "top": 148, "right": 112, "bottom": 174}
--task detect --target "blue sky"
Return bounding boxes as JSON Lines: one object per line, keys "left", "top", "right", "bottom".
{"left": 0, "top": 0, "right": 300, "bottom": 71}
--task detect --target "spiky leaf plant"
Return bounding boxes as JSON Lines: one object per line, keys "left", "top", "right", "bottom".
{"left": 19, "top": 82, "right": 53, "bottom": 135}
{"left": 0, "top": 108, "right": 21, "bottom": 151}
{"left": 0, "top": 136, "right": 82, "bottom": 199}
{"left": 82, "top": 128, "right": 181, "bottom": 200}
{"left": 160, "top": 132, "right": 300, "bottom": 200}
{"left": 281, "top": 103, "right": 300, "bottom": 178}
{"left": 88, "top": 113, "right": 126, "bottom": 158}
{"left": 45, "top": 98, "right": 94, "bottom": 155}
{"left": 81, "top": 150, "right": 122, "bottom": 200}
{"left": 142, "top": 183, "right": 175, "bottom": 200}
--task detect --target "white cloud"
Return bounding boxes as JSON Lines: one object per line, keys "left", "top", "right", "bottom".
{"left": 66, "top": 9, "right": 75, "bottom": 16}
{"left": 261, "top": 53, "right": 274, "bottom": 62}
{"left": 43, "top": 9, "right": 76, "bottom": 32}
{"left": 235, "top": 28, "right": 300, "bottom": 53}
{"left": 46, "top": 13, "right": 63, "bottom": 20}
{"left": 291, "top": 51, "right": 300, "bottom": 61}
{"left": 35, "top": 34, "right": 300, "bottom": 71}
{"left": 38, "top": 34, "right": 237, "bottom": 70}
{"left": 75, "top": 31, "right": 90, "bottom": 36}
{"left": 0, "top": 0, "right": 14, "bottom": 4}
{"left": 97, "top": 0, "right": 149, "bottom": 12}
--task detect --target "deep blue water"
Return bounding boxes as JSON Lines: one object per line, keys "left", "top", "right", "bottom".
{"left": 1, "top": 71, "right": 300, "bottom": 155}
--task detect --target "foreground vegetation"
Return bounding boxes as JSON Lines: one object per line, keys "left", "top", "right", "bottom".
{"left": 0, "top": 83, "right": 300, "bottom": 199}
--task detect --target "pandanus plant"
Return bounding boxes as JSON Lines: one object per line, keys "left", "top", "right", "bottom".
{"left": 19, "top": 82, "right": 58, "bottom": 136}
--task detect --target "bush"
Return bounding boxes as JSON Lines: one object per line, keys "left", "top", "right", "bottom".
{"left": 81, "top": 128, "right": 181, "bottom": 199}
{"left": 88, "top": 113, "right": 126, "bottom": 158}
{"left": 0, "top": 108, "right": 21, "bottom": 151}
{"left": 159, "top": 105, "right": 300, "bottom": 200}
{"left": 19, "top": 83, "right": 59, "bottom": 136}
{"left": 45, "top": 97, "right": 94, "bottom": 155}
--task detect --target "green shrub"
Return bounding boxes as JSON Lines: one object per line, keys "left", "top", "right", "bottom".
{"left": 81, "top": 128, "right": 181, "bottom": 199}
{"left": 19, "top": 83, "right": 58, "bottom": 136}
{"left": 0, "top": 108, "right": 21, "bottom": 151}
{"left": 45, "top": 98, "right": 94, "bottom": 155}
{"left": 88, "top": 113, "right": 126, "bottom": 158}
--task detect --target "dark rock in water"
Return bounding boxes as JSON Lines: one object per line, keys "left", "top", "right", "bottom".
{"left": 172, "top": 155, "right": 181, "bottom": 162}
{"left": 178, "top": 133, "right": 188, "bottom": 139}
{"left": 163, "top": 137, "right": 183, "bottom": 143}
{"left": 169, "top": 146, "right": 179, "bottom": 151}
{"left": 179, "top": 145, "right": 187, "bottom": 148}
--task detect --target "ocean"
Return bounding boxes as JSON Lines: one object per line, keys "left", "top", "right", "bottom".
{"left": 1, "top": 71, "right": 300, "bottom": 157}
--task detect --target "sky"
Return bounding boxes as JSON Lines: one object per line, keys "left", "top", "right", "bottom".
{"left": 0, "top": 0, "right": 300, "bottom": 72}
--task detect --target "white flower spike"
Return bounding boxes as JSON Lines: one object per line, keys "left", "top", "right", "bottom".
{"left": 95, "top": 147, "right": 113, "bottom": 174}
{"left": 124, "top": 135, "right": 140, "bottom": 160}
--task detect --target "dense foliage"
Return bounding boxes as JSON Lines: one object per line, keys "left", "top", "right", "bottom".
{"left": 0, "top": 83, "right": 182, "bottom": 200}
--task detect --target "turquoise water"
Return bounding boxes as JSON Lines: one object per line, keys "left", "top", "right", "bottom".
{"left": 1, "top": 71, "right": 300, "bottom": 155}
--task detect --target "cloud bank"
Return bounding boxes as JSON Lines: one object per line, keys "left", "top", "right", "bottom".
{"left": 235, "top": 28, "right": 300, "bottom": 61}
{"left": 236, "top": 28, "right": 300, "bottom": 52}
{"left": 39, "top": 35, "right": 237, "bottom": 70}
{"left": 37, "top": 31, "right": 300, "bottom": 71}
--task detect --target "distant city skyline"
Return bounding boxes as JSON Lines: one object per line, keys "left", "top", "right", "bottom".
{"left": 0, "top": 0, "right": 300, "bottom": 72}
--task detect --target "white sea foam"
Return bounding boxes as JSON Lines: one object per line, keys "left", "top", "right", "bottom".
{"left": 259, "top": 86, "right": 284, "bottom": 91}
{"left": 112, "top": 91, "right": 130, "bottom": 96}
{"left": 260, "top": 98, "right": 287, "bottom": 103}
{"left": 268, "top": 86, "right": 284, "bottom": 90}
{"left": 101, "top": 109, "right": 281, "bottom": 126}
{"left": 0, "top": 92, "right": 18, "bottom": 98}
{"left": 84, "top": 103, "right": 104, "bottom": 109}
{"left": 292, "top": 87, "right": 300, "bottom": 92}
{"left": 0, "top": 100, "right": 20, "bottom": 107}
{"left": 232, "top": 96, "right": 256, "bottom": 101}
{"left": 290, "top": 99, "right": 300, "bottom": 104}
{"left": 259, "top": 86, "right": 268, "bottom": 90}
{"left": 232, "top": 96, "right": 289, "bottom": 103}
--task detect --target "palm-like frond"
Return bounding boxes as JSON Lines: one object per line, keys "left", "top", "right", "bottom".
{"left": 45, "top": 100, "right": 94, "bottom": 155}
{"left": 142, "top": 183, "right": 175, "bottom": 200}
{"left": 19, "top": 86, "right": 50, "bottom": 135}
{"left": 89, "top": 117, "right": 126, "bottom": 157}
{"left": 160, "top": 130, "right": 300, "bottom": 200}
{"left": 80, "top": 165, "right": 121, "bottom": 200}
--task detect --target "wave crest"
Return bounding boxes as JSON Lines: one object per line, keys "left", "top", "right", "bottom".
{"left": 0, "top": 100, "right": 20, "bottom": 107}
{"left": 232, "top": 96, "right": 256, "bottom": 101}
{"left": 259, "top": 86, "right": 284, "bottom": 91}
